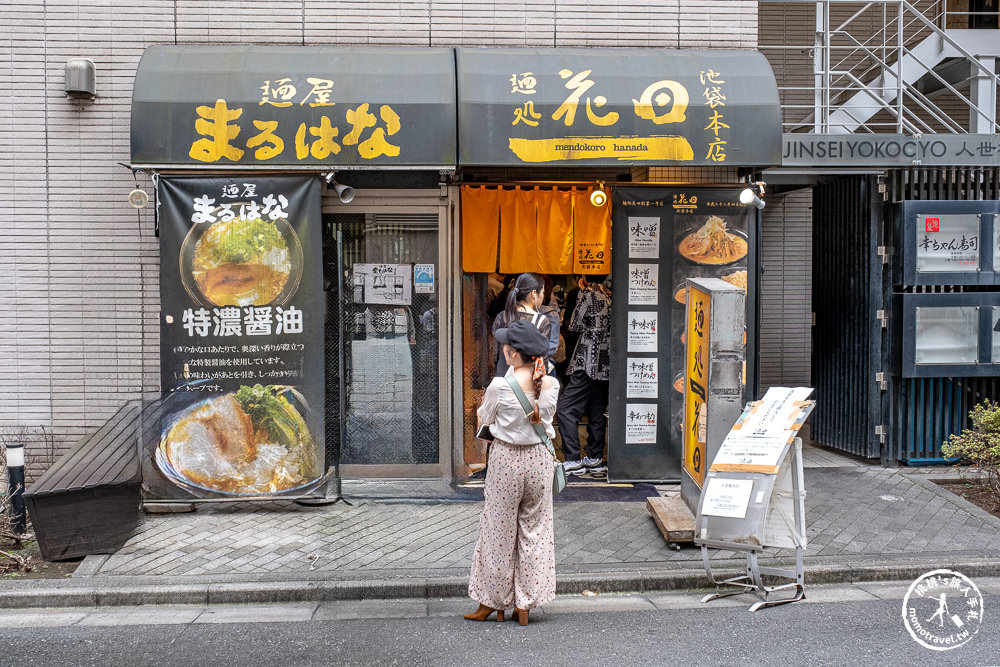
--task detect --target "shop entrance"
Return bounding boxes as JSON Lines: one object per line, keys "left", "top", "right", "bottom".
{"left": 324, "top": 204, "right": 448, "bottom": 478}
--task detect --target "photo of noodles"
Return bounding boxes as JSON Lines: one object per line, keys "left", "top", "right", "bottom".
{"left": 157, "top": 384, "right": 321, "bottom": 495}
{"left": 721, "top": 270, "right": 748, "bottom": 291}
{"left": 678, "top": 216, "right": 748, "bottom": 265}
{"left": 673, "top": 284, "right": 687, "bottom": 305}
{"left": 187, "top": 216, "right": 299, "bottom": 307}
{"left": 672, "top": 373, "right": 685, "bottom": 393}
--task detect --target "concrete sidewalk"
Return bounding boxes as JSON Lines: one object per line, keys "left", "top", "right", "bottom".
{"left": 4, "top": 451, "right": 1000, "bottom": 608}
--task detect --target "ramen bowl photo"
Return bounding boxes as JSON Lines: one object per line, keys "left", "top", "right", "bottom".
{"left": 677, "top": 216, "right": 748, "bottom": 266}
{"left": 179, "top": 214, "right": 303, "bottom": 307}
{"left": 156, "top": 384, "right": 322, "bottom": 496}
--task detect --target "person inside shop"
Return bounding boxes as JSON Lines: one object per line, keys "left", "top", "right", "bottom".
{"left": 539, "top": 275, "right": 563, "bottom": 373}
{"left": 466, "top": 320, "right": 558, "bottom": 626}
{"left": 491, "top": 273, "right": 553, "bottom": 377}
{"left": 556, "top": 274, "right": 611, "bottom": 476}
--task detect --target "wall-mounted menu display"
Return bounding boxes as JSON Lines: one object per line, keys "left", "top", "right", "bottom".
{"left": 609, "top": 187, "right": 756, "bottom": 482}
{"left": 897, "top": 200, "right": 1000, "bottom": 286}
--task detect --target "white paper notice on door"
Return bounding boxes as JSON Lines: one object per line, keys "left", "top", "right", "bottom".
{"left": 625, "top": 403, "right": 657, "bottom": 444}
{"left": 702, "top": 477, "right": 754, "bottom": 518}
{"left": 628, "top": 264, "right": 658, "bottom": 305}
{"left": 628, "top": 216, "right": 660, "bottom": 258}
{"left": 626, "top": 357, "right": 657, "bottom": 398}
{"left": 627, "top": 311, "right": 658, "bottom": 352}
{"left": 353, "top": 263, "right": 412, "bottom": 305}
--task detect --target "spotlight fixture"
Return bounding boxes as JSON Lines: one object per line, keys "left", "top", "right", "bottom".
{"left": 324, "top": 171, "right": 355, "bottom": 203}
{"left": 739, "top": 181, "right": 766, "bottom": 210}
{"left": 590, "top": 181, "right": 607, "bottom": 207}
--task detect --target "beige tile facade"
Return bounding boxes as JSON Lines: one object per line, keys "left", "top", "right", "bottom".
{"left": 0, "top": 1, "right": 758, "bottom": 479}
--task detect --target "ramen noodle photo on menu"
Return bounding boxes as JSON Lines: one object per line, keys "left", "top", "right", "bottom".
{"left": 191, "top": 216, "right": 294, "bottom": 306}
{"left": 678, "top": 216, "right": 748, "bottom": 265}
{"left": 157, "top": 384, "right": 322, "bottom": 495}
{"left": 721, "top": 270, "right": 748, "bottom": 291}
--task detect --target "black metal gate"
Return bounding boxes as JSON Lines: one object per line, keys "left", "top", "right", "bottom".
{"left": 810, "top": 175, "right": 883, "bottom": 458}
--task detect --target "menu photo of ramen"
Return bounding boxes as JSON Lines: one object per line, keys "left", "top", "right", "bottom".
{"left": 677, "top": 215, "right": 748, "bottom": 266}
{"left": 180, "top": 213, "right": 304, "bottom": 307}
{"left": 156, "top": 384, "right": 323, "bottom": 496}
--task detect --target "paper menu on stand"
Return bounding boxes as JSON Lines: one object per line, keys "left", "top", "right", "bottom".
{"left": 710, "top": 387, "right": 815, "bottom": 473}
{"left": 701, "top": 477, "right": 755, "bottom": 518}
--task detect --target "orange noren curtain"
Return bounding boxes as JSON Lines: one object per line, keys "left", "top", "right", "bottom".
{"left": 536, "top": 188, "right": 574, "bottom": 274}
{"left": 572, "top": 188, "right": 612, "bottom": 274}
{"left": 498, "top": 186, "right": 539, "bottom": 274}
{"left": 461, "top": 185, "right": 500, "bottom": 273}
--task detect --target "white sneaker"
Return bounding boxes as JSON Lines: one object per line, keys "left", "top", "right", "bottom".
{"left": 562, "top": 459, "right": 585, "bottom": 475}
{"left": 583, "top": 457, "right": 607, "bottom": 474}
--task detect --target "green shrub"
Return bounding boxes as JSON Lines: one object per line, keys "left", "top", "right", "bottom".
{"left": 942, "top": 399, "right": 1000, "bottom": 510}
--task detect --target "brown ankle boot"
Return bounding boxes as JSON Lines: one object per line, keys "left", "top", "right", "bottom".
{"left": 514, "top": 608, "right": 529, "bottom": 626}
{"left": 464, "top": 603, "right": 504, "bottom": 622}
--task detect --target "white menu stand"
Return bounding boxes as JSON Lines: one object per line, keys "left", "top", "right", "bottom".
{"left": 695, "top": 436, "right": 807, "bottom": 612}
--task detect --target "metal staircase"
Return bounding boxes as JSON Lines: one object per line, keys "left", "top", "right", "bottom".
{"left": 764, "top": 1, "right": 1000, "bottom": 134}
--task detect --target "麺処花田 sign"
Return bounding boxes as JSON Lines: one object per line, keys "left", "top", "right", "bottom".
{"left": 154, "top": 175, "right": 326, "bottom": 500}
{"left": 782, "top": 133, "right": 1000, "bottom": 167}
{"left": 131, "top": 45, "right": 457, "bottom": 167}
{"left": 457, "top": 48, "right": 781, "bottom": 166}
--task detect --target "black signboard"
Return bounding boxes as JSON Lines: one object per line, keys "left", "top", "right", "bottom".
{"left": 895, "top": 199, "right": 1000, "bottom": 286}
{"left": 131, "top": 45, "right": 457, "bottom": 168}
{"left": 457, "top": 48, "right": 781, "bottom": 166}
{"left": 609, "top": 187, "right": 755, "bottom": 482}
{"left": 150, "top": 175, "right": 326, "bottom": 499}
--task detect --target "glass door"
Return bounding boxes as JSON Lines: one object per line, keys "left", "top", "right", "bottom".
{"left": 326, "top": 213, "right": 440, "bottom": 470}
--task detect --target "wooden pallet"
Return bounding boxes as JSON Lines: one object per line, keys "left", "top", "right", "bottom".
{"left": 646, "top": 495, "right": 695, "bottom": 547}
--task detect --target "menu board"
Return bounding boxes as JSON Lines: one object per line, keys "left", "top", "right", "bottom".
{"left": 627, "top": 312, "right": 658, "bottom": 352}
{"left": 711, "top": 387, "right": 815, "bottom": 473}
{"left": 608, "top": 187, "right": 755, "bottom": 481}
{"left": 628, "top": 216, "right": 660, "bottom": 258}
{"left": 628, "top": 263, "right": 659, "bottom": 304}
{"left": 625, "top": 404, "right": 658, "bottom": 444}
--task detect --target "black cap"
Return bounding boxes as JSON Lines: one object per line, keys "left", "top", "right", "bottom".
{"left": 495, "top": 320, "right": 549, "bottom": 358}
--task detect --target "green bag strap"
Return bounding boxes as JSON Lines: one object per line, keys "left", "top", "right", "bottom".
{"left": 504, "top": 374, "right": 557, "bottom": 460}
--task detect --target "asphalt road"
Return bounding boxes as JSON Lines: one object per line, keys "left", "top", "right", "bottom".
{"left": 1, "top": 584, "right": 997, "bottom": 666}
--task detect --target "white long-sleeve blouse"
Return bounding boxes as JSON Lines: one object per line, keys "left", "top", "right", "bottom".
{"left": 476, "top": 375, "right": 560, "bottom": 445}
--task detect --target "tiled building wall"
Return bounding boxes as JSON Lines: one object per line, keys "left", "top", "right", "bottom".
{"left": 0, "top": 0, "right": 758, "bottom": 479}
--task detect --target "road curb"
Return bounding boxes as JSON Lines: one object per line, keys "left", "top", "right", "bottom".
{"left": 4, "top": 556, "right": 1000, "bottom": 608}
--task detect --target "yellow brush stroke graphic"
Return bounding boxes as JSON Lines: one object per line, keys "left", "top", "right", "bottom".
{"left": 508, "top": 136, "right": 694, "bottom": 162}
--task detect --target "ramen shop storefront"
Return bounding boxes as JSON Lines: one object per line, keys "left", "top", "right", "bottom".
{"left": 130, "top": 45, "right": 460, "bottom": 499}
{"left": 453, "top": 48, "right": 782, "bottom": 483}
{"left": 130, "top": 44, "right": 781, "bottom": 499}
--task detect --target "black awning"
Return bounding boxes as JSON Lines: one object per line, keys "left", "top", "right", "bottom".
{"left": 131, "top": 45, "right": 457, "bottom": 169}
{"left": 457, "top": 48, "right": 781, "bottom": 167}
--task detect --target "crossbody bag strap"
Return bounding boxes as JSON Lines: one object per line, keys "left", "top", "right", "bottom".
{"left": 504, "top": 374, "right": 557, "bottom": 460}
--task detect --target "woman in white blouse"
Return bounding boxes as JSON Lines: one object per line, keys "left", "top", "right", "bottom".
{"left": 465, "top": 320, "right": 560, "bottom": 626}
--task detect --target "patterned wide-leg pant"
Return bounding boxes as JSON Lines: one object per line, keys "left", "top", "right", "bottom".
{"left": 468, "top": 440, "right": 556, "bottom": 611}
